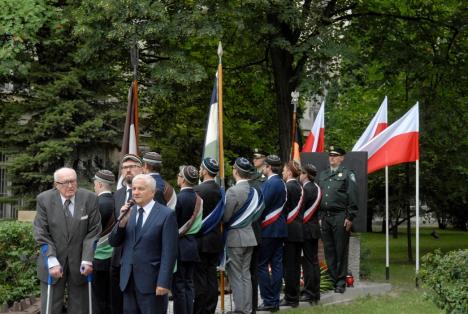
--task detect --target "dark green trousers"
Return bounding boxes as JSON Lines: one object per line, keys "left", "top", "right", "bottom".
{"left": 321, "top": 212, "right": 350, "bottom": 288}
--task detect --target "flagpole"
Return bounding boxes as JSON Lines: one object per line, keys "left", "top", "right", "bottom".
{"left": 290, "top": 91, "right": 299, "bottom": 160}
{"left": 217, "top": 41, "right": 226, "bottom": 312}
{"left": 385, "top": 166, "right": 389, "bottom": 280}
{"left": 415, "top": 159, "right": 419, "bottom": 287}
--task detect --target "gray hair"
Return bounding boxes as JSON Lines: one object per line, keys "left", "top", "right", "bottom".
{"left": 132, "top": 174, "right": 156, "bottom": 192}
{"left": 53, "top": 167, "right": 77, "bottom": 182}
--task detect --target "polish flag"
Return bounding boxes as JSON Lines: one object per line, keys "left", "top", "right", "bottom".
{"left": 352, "top": 96, "right": 388, "bottom": 151}
{"left": 359, "top": 103, "right": 419, "bottom": 174}
{"left": 302, "top": 101, "right": 325, "bottom": 152}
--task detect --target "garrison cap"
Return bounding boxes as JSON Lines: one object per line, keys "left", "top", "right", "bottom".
{"left": 179, "top": 165, "right": 199, "bottom": 185}
{"left": 142, "top": 152, "right": 162, "bottom": 165}
{"left": 122, "top": 154, "right": 142, "bottom": 165}
{"left": 94, "top": 169, "right": 116, "bottom": 185}
{"left": 202, "top": 157, "right": 219, "bottom": 175}
{"left": 265, "top": 154, "right": 282, "bottom": 167}
{"left": 328, "top": 145, "right": 346, "bottom": 156}
{"left": 234, "top": 157, "right": 253, "bottom": 173}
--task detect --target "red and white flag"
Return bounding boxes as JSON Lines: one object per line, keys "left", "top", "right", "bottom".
{"left": 121, "top": 80, "right": 139, "bottom": 157}
{"left": 302, "top": 101, "right": 325, "bottom": 152}
{"left": 359, "top": 102, "right": 419, "bottom": 174}
{"left": 352, "top": 96, "right": 388, "bottom": 151}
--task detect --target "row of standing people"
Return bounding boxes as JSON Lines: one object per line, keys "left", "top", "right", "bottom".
{"left": 33, "top": 145, "right": 358, "bottom": 314}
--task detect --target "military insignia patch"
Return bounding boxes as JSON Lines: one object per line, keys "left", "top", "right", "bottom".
{"left": 349, "top": 173, "right": 356, "bottom": 183}
{"left": 338, "top": 173, "right": 342, "bottom": 177}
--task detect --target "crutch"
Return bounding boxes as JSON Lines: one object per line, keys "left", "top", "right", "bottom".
{"left": 87, "top": 272, "right": 93, "bottom": 314}
{"left": 40, "top": 244, "right": 53, "bottom": 314}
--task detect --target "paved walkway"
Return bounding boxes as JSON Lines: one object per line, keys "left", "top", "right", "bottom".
{"left": 167, "top": 281, "right": 392, "bottom": 313}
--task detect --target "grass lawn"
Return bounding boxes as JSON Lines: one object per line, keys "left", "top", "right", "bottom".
{"left": 284, "top": 227, "right": 468, "bottom": 314}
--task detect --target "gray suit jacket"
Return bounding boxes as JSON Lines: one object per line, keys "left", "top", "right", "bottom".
{"left": 34, "top": 188, "right": 101, "bottom": 285}
{"left": 223, "top": 180, "right": 257, "bottom": 248}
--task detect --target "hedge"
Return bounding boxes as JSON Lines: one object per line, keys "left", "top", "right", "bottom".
{"left": 0, "top": 221, "right": 39, "bottom": 306}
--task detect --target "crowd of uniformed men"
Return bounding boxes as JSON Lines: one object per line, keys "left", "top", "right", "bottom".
{"left": 33, "top": 146, "right": 359, "bottom": 314}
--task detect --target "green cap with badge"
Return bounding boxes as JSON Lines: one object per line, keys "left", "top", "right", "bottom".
{"left": 328, "top": 145, "right": 346, "bottom": 156}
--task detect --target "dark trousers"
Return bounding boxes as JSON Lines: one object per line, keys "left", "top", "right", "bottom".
{"left": 123, "top": 272, "right": 168, "bottom": 314}
{"left": 283, "top": 241, "right": 302, "bottom": 303}
{"left": 92, "top": 262, "right": 111, "bottom": 314}
{"left": 258, "top": 238, "right": 283, "bottom": 307}
{"left": 172, "top": 261, "right": 195, "bottom": 314}
{"left": 193, "top": 252, "right": 219, "bottom": 314}
{"left": 249, "top": 245, "right": 260, "bottom": 312}
{"left": 110, "top": 265, "right": 123, "bottom": 314}
{"left": 301, "top": 238, "right": 320, "bottom": 300}
{"left": 321, "top": 212, "right": 350, "bottom": 288}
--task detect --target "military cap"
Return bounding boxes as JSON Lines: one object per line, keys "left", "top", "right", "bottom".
{"left": 180, "top": 165, "right": 199, "bottom": 185}
{"left": 252, "top": 148, "right": 267, "bottom": 159}
{"left": 122, "top": 154, "right": 142, "bottom": 165}
{"left": 264, "top": 154, "right": 282, "bottom": 166}
{"left": 202, "top": 157, "right": 219, "bottom": 175}
{"left": 234, "top": 157, "right": 253, "bottom": 173}
{"left": 94, "top": 169, "right": 116, "bottom": 185}
{"left": 328, "top": 145, "right": 346, "bottom": 156}
{"left": 142, "top": 151, "right": 162, "bottom": 165}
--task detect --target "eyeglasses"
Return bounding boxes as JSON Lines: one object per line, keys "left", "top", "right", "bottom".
{"left": 121, "top": 164, "right": 141, "bottom": 170}
{"left": 56, "top": 180, "right": 77, "bottom": 186}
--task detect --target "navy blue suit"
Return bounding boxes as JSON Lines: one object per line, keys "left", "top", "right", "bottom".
{"left": 109, "top": 201, "right": 178, "bottom": 314}
{"left": 258, "top": 174, "right": 287, "bottom": 307}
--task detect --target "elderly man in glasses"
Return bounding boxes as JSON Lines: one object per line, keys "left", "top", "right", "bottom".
{"left": 33, "top": 167, "right": 102, "bottom": 314}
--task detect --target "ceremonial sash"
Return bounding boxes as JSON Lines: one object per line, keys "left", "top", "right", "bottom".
{"left": 287, "top": 185, "right": 304, "bottom": 224}
{"left": 261, "top": 184, "right": 287, "bottom": 228}
{"left": 200, "top": 188, "right": 225, "bottom": 235}
{"left": 303, "top": 182, "right": 322, "bottom": 224}
{"left": 228, "top": 188, "right": 263, "bottom": 229}
{"left": 179, "top": 194, "right": 203, "bottom": 236}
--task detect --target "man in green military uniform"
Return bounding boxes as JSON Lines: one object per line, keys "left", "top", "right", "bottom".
{"left": 318, "top": 146, "right": 359, "bottom": 293}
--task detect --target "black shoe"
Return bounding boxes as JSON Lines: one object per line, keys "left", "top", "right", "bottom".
{"left": 299, "top": 295, "right": 313, "bottom": 302}
{"left": 257, "top": 304, "right": 279, "bottom": 312}
{"left": 279, "top": 299, "right": 299, "bottom": 307}
{"left": 334, "top": 286, "right": 346, "bottom": 293}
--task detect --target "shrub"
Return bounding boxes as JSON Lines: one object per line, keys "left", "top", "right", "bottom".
{"left": 0, "top": 221, "right": 39, "bottom": 306}
{"left": 420, "top": 249, "right": 468, "bottom": 314}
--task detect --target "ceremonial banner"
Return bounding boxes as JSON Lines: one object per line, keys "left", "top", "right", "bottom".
{"left": 360, "top": 103, "right": 419, "bottom": 174}
{"left": 302, "top": 101, "right": 325, "bottom": 152}
{"left": 353, "top": 96, "right": 388, "bottom": 151}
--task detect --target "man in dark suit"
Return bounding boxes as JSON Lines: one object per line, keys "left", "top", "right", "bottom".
{"left": 257, "top": 155, "right": 287, "bottom": 312}
{"left": 109, "top": 174, "right": 178, "bottom": 314}
{"left": 299, "top": 164, "right": 321, "bottom": 304}
{"left": 280, "top": 160, "right": 304, "bottom": 308}
{"left": 142, "top": 151, "right": 177, "bottom": 209}
{"left": 92, "top": 169, "right": 116, "bottom": 314}
{"left": 110, "top": 154, "right": 143, "bottom": 314}
{"left": 173, "top": 165, "right": 201, "bottom": 314}
{"left": 193, "top": 157, "right": 222, "bottom": 314}
{"left": 33, "top": 167, "right": 102, "bottom": 314}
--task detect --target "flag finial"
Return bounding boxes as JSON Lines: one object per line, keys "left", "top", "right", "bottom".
{"left": 218, "top": 41, "right": 223, "bottom": 63}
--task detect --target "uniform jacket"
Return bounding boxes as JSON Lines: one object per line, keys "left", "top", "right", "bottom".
{"left": 318, "top": 166, "right": 359, "bottom": 220}
{"left": 150, "top": 173, "right": 176, "bottom": 208}
{"left": 260, "top": 174, "right": 287, "bottom": 238}
{"left": 110, "top": 186, "right": 127, "bottom": 268}
{"left": 223, "top": 180, "right": 257, "bottom": 248}
{"left": 33, "top": 188, "right": 102, "bottom": 285}
{"left": 109, "top": 202, "right": 178, "bottom": 293}
{"left": 175, "top": 188, "right": 200, "bottom": 262}
{"left": 302, "top": 181, "right": 321, "bottom": 240}
{"left": 194, "top": 180, "right": 223, "bottom": 253}
{"left": 284, "top": 179, "right": 303, "bottom": 242}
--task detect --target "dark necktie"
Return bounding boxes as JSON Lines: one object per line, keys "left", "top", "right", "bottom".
{"left": 126, "top": 189, "right": 132, "bottom": 202}
{"left": 64, "top": 199, "right": 72, "bottom": 217}
{"left": 135, "top": 207, "right": 144, "bottom": 237}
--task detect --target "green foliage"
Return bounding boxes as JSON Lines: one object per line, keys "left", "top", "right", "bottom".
{"left": 319, "top": 264, "right": 334, "bottom": 292}
{"left": 0, "top": 221, "right": 39, "bottom": 305}
{"left": 420, "top": 249, "right": 468, "bottom": 314}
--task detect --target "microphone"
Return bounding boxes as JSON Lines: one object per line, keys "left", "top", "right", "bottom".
{"left": 117, "top": 199, "right": 135, "bottom": 221}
